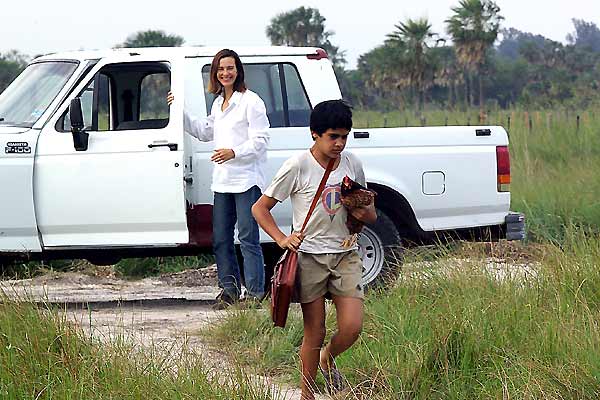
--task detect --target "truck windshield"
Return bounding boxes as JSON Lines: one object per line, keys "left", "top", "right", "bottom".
{"left": 0, "top": 61, "right": 78, "bottom": 128}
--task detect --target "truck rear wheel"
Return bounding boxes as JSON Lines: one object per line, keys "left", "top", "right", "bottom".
{"left": 359, "top": 209, "right": 402, "bottom": 288}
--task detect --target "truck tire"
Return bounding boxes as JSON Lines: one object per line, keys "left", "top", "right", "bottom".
{"left": 359, "top": 209, "right": 402, "bottom": 288}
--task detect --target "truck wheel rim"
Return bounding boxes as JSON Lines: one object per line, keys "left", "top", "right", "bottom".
{"left": 357, "top": 226, "right": 385, "bottom": 285}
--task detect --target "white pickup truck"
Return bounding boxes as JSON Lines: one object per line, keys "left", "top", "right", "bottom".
{"left": 0, "top": 46, "right": 524, "bottom": 286}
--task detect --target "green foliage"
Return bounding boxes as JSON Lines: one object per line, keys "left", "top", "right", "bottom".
{"left": 117, "top": 29, "right": 185, "bottom": 48}
{"left": 114, "top": 255, "right": 215, "bottom": 278}
{"left": 0, "top": 50, "right": 28, "bottom": 93}
{"left": 445, "top": 0, "right": 503, "bottom": 111}
{"left": 386, "top": 18, "right": 438, "bottom": 110}
{"left": 1, "top": 256, "right": 214, "bottom": 280}
{"left": 567, "top": 19, "right": 600, "bottom": 53}
{"left": 265, "top": 6, "right": 345, "bottom": 67}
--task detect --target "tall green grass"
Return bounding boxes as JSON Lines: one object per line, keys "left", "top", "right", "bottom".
{"left": 204, "top": 227, "right": 600, "bottom": 399}
{"left": 354, "top": 108, "right": 600, "bottom": 242}
{"left": 0, "top": 299, "right": 284, "bottom": 399}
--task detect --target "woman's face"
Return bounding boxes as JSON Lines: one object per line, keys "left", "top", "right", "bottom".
{"left": 217, "top": 56, "right": 237, "bottom": 90}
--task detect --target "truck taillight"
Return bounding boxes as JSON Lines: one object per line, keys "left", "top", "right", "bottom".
{"left": 307, "top": 48, "right": 328, "bottom": 60}
{"left": 496, "top": 146, "right": 510, "bottom": 192}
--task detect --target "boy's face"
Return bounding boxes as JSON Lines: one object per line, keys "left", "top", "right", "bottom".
{"left": 312, "top": 128, "right": 350, "bottom": 159}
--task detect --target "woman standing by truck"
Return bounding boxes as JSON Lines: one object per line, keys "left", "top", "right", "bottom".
{"left": 168, "top": 49, "right": 270, "bottom": 308}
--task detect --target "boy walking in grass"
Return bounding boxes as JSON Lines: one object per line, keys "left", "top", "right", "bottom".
{"left": 252, "top": 100, "right": 377, "bottom": 399}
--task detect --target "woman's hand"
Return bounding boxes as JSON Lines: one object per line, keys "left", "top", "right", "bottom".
{"left": 166, "top": 91, "right": 174, "bottom": 106}
{"left": 211, "top": 149, "right": 235, "bottom": 164}
{"left": 277, "top": 232, "right": 304, "bottom": 252}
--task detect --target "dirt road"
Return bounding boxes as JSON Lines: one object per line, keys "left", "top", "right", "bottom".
{"left": 1, "top": 267, "right": 328, "bottom": 400}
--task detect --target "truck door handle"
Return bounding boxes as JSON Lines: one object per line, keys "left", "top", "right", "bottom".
{"left": 148, "top": 143, "right": 178, "bottom": 151}
{"left": 354, "top": 131, "right": 369, "bottom": 139}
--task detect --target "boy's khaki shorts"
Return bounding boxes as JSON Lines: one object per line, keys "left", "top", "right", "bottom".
{"left": 295, "top": 251, "right": 365, "bottom": 304}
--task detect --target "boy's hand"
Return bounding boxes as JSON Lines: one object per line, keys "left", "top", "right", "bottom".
{"left": 277, "top": 231, "right": 304, "bottom": 252}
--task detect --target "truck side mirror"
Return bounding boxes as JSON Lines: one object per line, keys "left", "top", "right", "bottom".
{"left": 70, "top": 98, "right": 89, "bottom": 151}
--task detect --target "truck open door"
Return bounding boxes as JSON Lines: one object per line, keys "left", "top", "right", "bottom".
{"left": 34, "top": 55, "right": 188, "bottom": 248}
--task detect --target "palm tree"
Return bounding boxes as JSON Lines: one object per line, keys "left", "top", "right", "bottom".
{"left": 266, "top": 7, "right": 345, "bottom": 67}
{"left": 431, "top": 46, "right": 463, "bottom": 109}
{"left": 387, "top": 18, "right": 436, "bottom": 110}
{"left": 446, "top": 0, "right": 503, "bottom": 112}
{"left": 356, "top": 44, "right": 409, "bottom": 110}
{"left": 118, "top": 30, "right": 184, "bottom": 48}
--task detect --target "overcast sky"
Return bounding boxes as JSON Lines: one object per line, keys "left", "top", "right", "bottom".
{"left": 3, "top": 0, "right": 599, "bottom": 69}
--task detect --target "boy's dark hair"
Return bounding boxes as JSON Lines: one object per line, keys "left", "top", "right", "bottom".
{"left": 310, "top": 99, "right": 352, "bottom": 137}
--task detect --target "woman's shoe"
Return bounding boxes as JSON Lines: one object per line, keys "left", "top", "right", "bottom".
{"left": 212, "top": 291, "right": 238, "bottom": 310}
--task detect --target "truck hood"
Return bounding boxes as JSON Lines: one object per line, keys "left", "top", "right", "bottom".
{"left": 0, "top": 126, "right": 31, "bottom": 134}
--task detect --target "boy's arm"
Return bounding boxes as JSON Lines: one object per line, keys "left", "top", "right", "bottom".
{"left": 252, "top": 195, "right": 304, "bottom": 252}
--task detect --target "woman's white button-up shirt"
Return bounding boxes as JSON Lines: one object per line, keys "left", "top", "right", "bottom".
{"left": 184, "top": 89, "right": 270, "bottom": 193}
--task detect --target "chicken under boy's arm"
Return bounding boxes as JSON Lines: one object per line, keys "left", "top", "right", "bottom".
{"left": 349, "top": 202, "right": 377, "bottom": 225}
{"left": 340, "top": 176, "right": 377, "bottom": 227}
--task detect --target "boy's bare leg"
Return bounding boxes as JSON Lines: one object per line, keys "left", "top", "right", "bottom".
{"left": 320, "top": 296, "right": 364, "bottom": 368}
{"left": 300, "top": 296, "right": 327, "bottom": 400}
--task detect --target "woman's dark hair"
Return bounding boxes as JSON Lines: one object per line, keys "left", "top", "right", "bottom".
{"left": 208, "top": 49, "right": 247, "bottom": 94}
{"left": 310, "top": 99, "right": 353, "bottom": 136}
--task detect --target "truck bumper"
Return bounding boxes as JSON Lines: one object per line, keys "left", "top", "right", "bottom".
{"left": 505, "top": 212, "right": 526, "bottom": 241}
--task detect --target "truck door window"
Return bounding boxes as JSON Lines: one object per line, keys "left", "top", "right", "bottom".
{"left": 57, "top": 62, "right": 170, "bottom": 132}
{"left": 198, "top": 62, "right": 311, "bottom": 128}
{"left": 140, "top": 73, "right": 170, "bottom": 122}
{"left": 61, "top": 73, "right": 110, "bottom": 131}
{"left": 281, "top": 64, "right": 311, "bottom": 127}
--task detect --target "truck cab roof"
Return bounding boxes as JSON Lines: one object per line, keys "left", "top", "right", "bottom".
{"left": 33, "top": 46, "right": 325, "bottom": 63}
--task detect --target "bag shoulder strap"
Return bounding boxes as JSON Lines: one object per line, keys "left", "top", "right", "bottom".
{"left": 300, "top": 157, "right": 335, "bottom": 233}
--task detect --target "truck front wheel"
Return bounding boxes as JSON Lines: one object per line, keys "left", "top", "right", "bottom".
{"left": 359, "top": 209, "right": 402, "bottom": 288}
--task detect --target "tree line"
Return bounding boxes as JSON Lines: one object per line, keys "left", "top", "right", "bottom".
{"left": 2, "top": 0, "right": 599, "bottom": 112}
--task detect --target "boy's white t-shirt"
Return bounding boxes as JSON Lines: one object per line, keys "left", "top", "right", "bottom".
{"left": 264, "top": 150, "right": 366, "bottom": 254}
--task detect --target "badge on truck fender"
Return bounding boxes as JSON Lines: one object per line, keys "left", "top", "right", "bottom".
{"left": 5, "top": 142, "right": 31, "bottom": 154}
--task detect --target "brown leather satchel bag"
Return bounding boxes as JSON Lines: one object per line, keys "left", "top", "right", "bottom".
{"left": 271, "top": 157, "right": 335, "bottom": 328}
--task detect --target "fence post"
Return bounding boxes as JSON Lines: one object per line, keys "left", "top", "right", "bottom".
{"left": 383, "top": 116, "right": 388, "bottom": 128}
{"left": 420, "top": 116, "right": 426, "bottom": 126}
{"left": 467, "top": 117, "right": 471, "bottom": 126}
{"left": 577, "top": 115, "right": 580, "bottom": 133}
{"left": 507, "top": 115, "right": 511, "bottom": 131}
{"left": 445, "top": 116, "right": 448, "bottom": 126}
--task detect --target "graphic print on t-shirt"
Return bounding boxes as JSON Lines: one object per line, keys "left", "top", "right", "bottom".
{"left": 321, "top": 184, "right": 342, "bottom": 221}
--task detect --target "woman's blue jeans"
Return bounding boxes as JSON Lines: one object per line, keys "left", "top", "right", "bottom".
{"left": 213, "top": 185, "right": 265, "bottom": 299}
